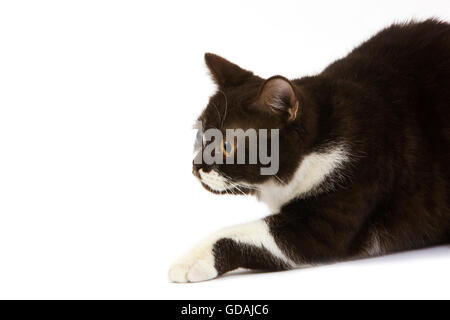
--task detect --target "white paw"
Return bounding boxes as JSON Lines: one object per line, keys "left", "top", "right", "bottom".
{"left": 168, "top": 245, "right": 218, "bottom": 283}
{"left": 169, "top": 259, "right": 218, "bottom": 283}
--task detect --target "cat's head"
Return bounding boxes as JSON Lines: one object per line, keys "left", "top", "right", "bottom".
{"left": 193, "top": 53, "right": 305, "bottom": 195}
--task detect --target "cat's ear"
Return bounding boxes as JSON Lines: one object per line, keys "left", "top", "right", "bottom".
{"left": 257, "top": 76, "right": 299, "bottom": 122}
{"left": 205, "top": 53, "right": 254, "bottom": 87}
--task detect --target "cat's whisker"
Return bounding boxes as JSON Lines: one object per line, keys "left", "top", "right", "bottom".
{"left": 234, "top": 182, "right": 260, "bottom": 191}
{"left": 234, "top": 186, "right": 247, "bottom": 195}
{"left": 221, "top": 177, "right": 245, "bottom": 195}
{"left": 227, "top": 181, "right": 246, "bottom": 195}
{"left": 217, "top": 170, "right": 260, "bottom": 193}
{"left": 231, "top": 180, "right": 260, "bottom": 191}
{"left": 274, "top": 174, "right": 286, "bottom": 185}
{"left": 242, "top": 184, "right": 261, "bottom": 191}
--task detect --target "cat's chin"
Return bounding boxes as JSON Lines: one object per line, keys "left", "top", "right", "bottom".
{"left": 200, "top": 181, "right": 227, "bottom": 194}
{"left": 200, "top": 181, "right": 254, "bottom": 196}
{"left": 195, "top": 168, "right": 256, "bottom": 195}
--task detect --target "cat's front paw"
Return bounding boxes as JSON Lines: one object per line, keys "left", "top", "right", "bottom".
{"left": 168, "top": 244, "right": 218, "bottom": 283}
{"left": 169, "top": 259, "right": 218, "bottom": 283}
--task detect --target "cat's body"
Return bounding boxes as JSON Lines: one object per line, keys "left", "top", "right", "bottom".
{"left": 169, "top": 20, "right": 450, "bottom": 282}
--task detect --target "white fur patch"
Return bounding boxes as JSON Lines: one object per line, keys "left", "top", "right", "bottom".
{"left": 258, "top": 143, "right": 349, "bottom": 212}
{"left": 168, "top": 219, "right": 295, "bottom": 283}
{"left": 199, "top": 168, "right": 229, "bottom": 192}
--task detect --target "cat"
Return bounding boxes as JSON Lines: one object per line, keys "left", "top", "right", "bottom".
{"left": 169, "top": 19, "right": 450, "bottom": 282}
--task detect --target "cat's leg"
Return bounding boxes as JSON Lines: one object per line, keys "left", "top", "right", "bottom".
{"left": 168, "top": 218, "right": 296, "bottom": 283}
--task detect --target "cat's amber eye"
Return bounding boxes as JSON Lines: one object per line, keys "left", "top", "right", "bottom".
{"left": 221, "top": 140, "right": 235, "bottom": 157}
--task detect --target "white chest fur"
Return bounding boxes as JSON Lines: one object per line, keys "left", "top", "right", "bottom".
{"left": 257, "top": 144, "right": 349, "bottom": 213}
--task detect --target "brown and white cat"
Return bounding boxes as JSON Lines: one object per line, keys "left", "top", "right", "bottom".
{"left": 169, "top": 19, "right": 450, "bottom": 282}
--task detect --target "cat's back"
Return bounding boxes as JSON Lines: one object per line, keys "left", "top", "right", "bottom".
{"left": 352, "top": 19, "right": 450, "bottom": 64}
{"left": 319, "top": 20, "right": 450, "bottom": 237}
{"left": 322, "top": 19, "right": 450, "bottom": 141}
{"left": 323, "top": 20, "right": 450, "bottom": 84}
{"left": 360, "top": 19, "right": 450, "bottom": 148}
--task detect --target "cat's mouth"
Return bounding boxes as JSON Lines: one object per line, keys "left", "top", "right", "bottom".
{"left": 198, "top": 169, "right": 254, "bottom": 195}
{"left": 200, "top": 181, "right": 230, "bottom": 194}
{"left": 198, "top": 169, "right": 232, "bottom": 193}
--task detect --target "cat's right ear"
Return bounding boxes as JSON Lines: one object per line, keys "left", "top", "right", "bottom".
{"left": 204, "top": 53, "right": 254, "bottom": 88}
{"left": 256, "top": 76, "right": 300, "bottom": 122}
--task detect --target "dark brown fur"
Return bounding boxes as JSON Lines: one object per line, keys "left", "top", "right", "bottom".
{"left": 195, "top": 20, "right": 450, "bottom": 274}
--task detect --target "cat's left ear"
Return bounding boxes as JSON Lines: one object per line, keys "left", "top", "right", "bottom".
{"left": 205, "top": 53, "right": 254, "bottom": 87}
{"left": 256, "top": 76, "right": 299, "bottom": 122}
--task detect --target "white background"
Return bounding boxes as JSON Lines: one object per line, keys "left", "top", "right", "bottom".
{"left": 0, "top": 0, "right": 449, "bottom": 299}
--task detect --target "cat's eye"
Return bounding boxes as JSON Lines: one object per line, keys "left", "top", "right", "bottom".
{"left": 221, "top": 140, "right": 235, "bottom": 157}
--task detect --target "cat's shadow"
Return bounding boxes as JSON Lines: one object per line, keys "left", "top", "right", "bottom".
{"left": 215, "top": 263, "right": 315, "bottom": 281}
{"left": 214, "top": 245, "right": 450, "bottom": 281}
